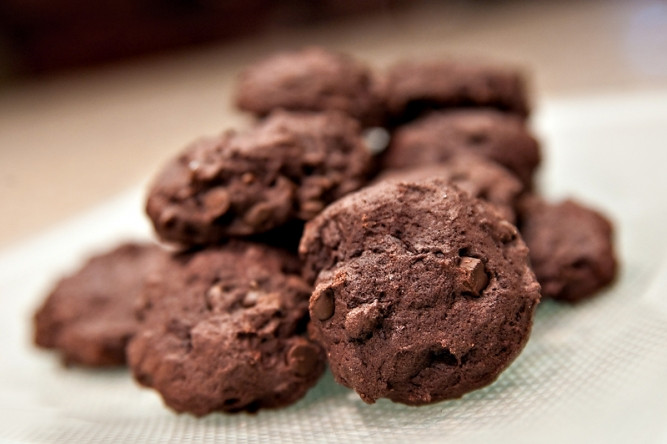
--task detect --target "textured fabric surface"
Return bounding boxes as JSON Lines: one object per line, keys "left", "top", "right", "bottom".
{"left": 1, "top": 94, "right": 666, "bottom": 443}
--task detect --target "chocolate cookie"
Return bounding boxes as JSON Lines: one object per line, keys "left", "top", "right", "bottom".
{"left": 33, "top": 242, "right": 167, "bottom": 367}
{"left": 518, "top": 196, "right": 617, "bottom": 302}
{"left": 383, "top": 59, "right": 530, "bottom": 122}
{"left": 375, "top": 154, "right": 524, "bottom": 224}
{"left": 382, "top": 109, "right": 540, "bottom": 187}
{"left": 127, "top": 241, "right": 325, "bottom": 416}
{"left": 146, "top": 110, "right": 373, "bottom": 246}
{"left": 299, "top": 179, "right": 540, "bottom": 405}
{"left": 236, "top": 47, "right": 384, "bottom": 126}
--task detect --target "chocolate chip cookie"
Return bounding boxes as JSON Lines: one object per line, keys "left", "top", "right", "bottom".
{"left": 383, "top": 59, "right": 530, "bottom": 122}
{"left": 127, "top": 241, "right": 325, "bottom": 415}
{"left": 518, "top": 196, "right": 617, "bottom": 302}
{"left": 299, "top": 179, "right": 541, "bottom": 405}
{"left": 33, "top": 242, "right": 167, "bottom": 367}
{"left": 236, "top": 47, "right": 384, "bottom": 126}
{"left": 382, "top": 109, "right": 540, "bottom": 187}
{"left": 375, "top": 153, "right": 524, "bottom": 223}
{"left": 146, "top": 110, "right": 373, "bottom": 246}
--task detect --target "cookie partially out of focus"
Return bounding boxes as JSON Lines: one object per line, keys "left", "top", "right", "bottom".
{"left": 382, "top": 109, "right": 540, "bottom": 187}
{"left": 146, "top": 110, "right": 373, "bottom": 247}
{"left": 299, "top": 179, "right": 540, "bottom": 405}
{"left": 518, "top": 196, "right": 617, "bottom": 302}
{"left": 33, "top": 242, "right": 167, "bottom": 367}
{"left": 375, "top": 154, "right": 524, "bottom": 224}
{"left": 383, "top": 59, "right": 530, "bottom": 122}
{"left": 236, "top": 47, "right": 384, "bottom": 126}
{"left": 127, "top": 241, "right": 325, "bottom": 415}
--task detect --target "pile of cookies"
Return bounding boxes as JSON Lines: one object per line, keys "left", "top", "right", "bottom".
{"left": 33, "top": 47, "right": 617, "bottom": 415}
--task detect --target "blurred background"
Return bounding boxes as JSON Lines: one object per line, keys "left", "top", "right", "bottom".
{"left": 0, "top": 0, "right": 666, "bottom": 247}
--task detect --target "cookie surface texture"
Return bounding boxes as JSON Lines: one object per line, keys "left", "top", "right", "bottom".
{"left": 146, "top": 110, "right": 372, "bottom": 246}
{"left": 300, "top": 179, "right": 540, "bottom": 405}
{"left": 127, "top": 241, "right": 325, "bottom": 415}
{"left": 383, "top": 109, "right": 540, "bottom": 187}
{"left": 519, "top": 196, "right": 617, "bottom": 302}
{"left": 383, "top": 59, "right": 530, "bottom": 122}
{"left": 236, "top": 47, "right": 384, "bottom": 126}
{"left": 33, "top": 242, "right": 167, "bottom": 367}
{"left": 375, "top": 154, "right": 524, "bottom": 224}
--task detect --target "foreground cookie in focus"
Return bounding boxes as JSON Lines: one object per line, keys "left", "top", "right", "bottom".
{"left": 518, "top": 196, "right": 617, "bottom": 302}
{"left": 33, "top": 242, "right": 167, "bottom": 367}
{"left": 300, "top": 180, "right": 540, "bottom": 405}
{"left": 146, "top": 110, "right": 372, "bottom": 246}
{"left": 383, "top": 59, "right": 530, "bottom": 123}
{"left": 383, "top": 109, "right": 540, "bottom": 187}
{"left": 127, "top": 241, "right": 325, "bottom": 415}
{"left": 236, "top": 47, "right": 384, "bottom": 126}
{"left": 374, "top": 154, "right": 524, "bottom": 224}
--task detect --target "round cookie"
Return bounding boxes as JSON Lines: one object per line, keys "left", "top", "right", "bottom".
{"left": 382, "top": 109, "right": 540, "bottom": 187}
{"left": 299, "top": 179, "right": 541, "bottom": 405}
{"left": 383, "top": 59, "right": 530, "bottom": 122}
{"left": 146, "top": 110, "right": 373, "bottom": 246}
{"left": 33, "top": 242, "right": 167, "bottom": 367}
{"left": 375, "top": 154, "right": 524, "bottom": 224}
{"left": 518, "top": 196, "right": 617, "bottom": 302}
{"left": 127, "top": 241, "right": 325, "bottom": 416}
{"left": 236, "top": 47, "right": 384, "bottom": 126}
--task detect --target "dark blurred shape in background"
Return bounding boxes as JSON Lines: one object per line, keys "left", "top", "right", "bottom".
{"left": 0, "top": 0, "right": 408, "bottom": 77}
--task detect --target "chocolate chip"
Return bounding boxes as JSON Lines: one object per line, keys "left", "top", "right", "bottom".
{"left": 497, "top": 220, "right": 517, "bottom": 243}
{"left": 244, "top": 203, "right": 273, "bottom": 227}
{"left": 459, "top": 257, "right": 488, "bottom": 296}
{"left": 344, "top": 300, "right": 383, "bottom": 340}
{"left": 202, "top": 188, "right": 230, "bottom": 218}
{"left": 311, "top": 286, "right": 335, "bottom": 321}
{"left": 286, "top": 341, "right": 320, "bottom": 376}
{"left": 241, "top": 172, "right": 255, "bottom": 184}
{"left": 205, "top": 284, "right": 225, "bottom": 310}
{"left": 241, "top": 290, "right": 260, "bottom": 307}
{"left": 196, "top": 163, "right": 222, "bottom": 182}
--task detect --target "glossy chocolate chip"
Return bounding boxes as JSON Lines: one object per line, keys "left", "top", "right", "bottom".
{"left": 202, "top": 189, "right": 230, "bottom": 219}
{"left": 459, "top": 257, "right": 488, "bottom": 296}
{"left": 311, "top": 286, "right": 335, "bottom": 321}
{"left": 344, "top": 300, "right": 383, "bottom": 340}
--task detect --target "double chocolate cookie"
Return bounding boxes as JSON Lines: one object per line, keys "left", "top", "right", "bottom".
{"left": 300, "top": 179, "right": 541, "bottom": 405}
{"left": 383, "top": 59, "right": 530, "bottom": 122}
{"left": 33, "top": 242, "right": 167, "bottom": 367}
{"left": 382, "top": 109, "right": 540, "bottom": 187}
{"left": 375, "top": 154, "right": 524, "bottom": 224}
{"left": 518, "top": 196, "right": 617, "bottom": 302}
{"left": 236, "top": 47, "right": 384, "bottom": 126}
{"left": 127, "top": 241, "right": 325, "bottom": 415}
{"left": 146, "top": 110, "right": 372, "bottom": 246}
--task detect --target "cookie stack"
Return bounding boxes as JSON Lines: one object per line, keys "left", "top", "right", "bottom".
{"left": 33, "top": 47, "right": 617, "bottom": 415}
